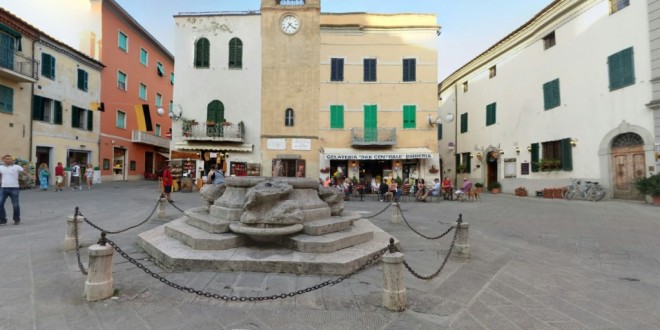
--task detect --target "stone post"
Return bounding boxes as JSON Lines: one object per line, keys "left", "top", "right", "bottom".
{"left": 64, "top": 215, "right": 83, "bottom": 251}
{"left": 158, "top": 197, "right": 167, "bottom": 219}
{"left": 382, "top": 250, "right": 406, "bottom": 311}
{"left": 390, "top": 202, "right": 401, "bottom": 224}
{"left": 84, "top": 242, "right": 114, "bottom": 302}
{"left": 453, "top": 216, "right": 471, "bottom": 258}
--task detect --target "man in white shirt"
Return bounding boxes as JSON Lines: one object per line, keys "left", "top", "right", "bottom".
{"left": 71, "top": 162, "right": 81, "bottom": 190}
{"left": 0, "top": 154, "right": 29, "bottom": 225}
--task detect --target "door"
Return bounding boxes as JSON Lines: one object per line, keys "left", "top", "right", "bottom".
{"left": 145, "top": 152, "right": 154, "bottom": 176}
{"left": 364, "top": 105, "right": 377, "bottom": 142}
{"left": 35, "top": 146, "right": 51, "bottom": 186}
{"left": 611, "top": 133, "right": 645, "bottom": 199}
{"left": 486, "top": 151, "right": 498, "bottom": 188}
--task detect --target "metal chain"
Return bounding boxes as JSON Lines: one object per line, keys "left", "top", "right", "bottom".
{"left": 168, "top": 199, "right": 186, "bottom": 213}
{"left": 76, "top": 195, "right": 161, "bottom": 235}
{"left": 363, "top": 202, "right": 392, "bottom": 219}
{"left": 73, "top": 207, "right": 88, "bottom": 275}
{"left": 105, "top": 237, "right": 392, "bottom": 301}
{"left": 400, "top": 225, "right": 459, "bottom": 280}
{"left": 397, "top": 203, "right": 456, "bottom": 240}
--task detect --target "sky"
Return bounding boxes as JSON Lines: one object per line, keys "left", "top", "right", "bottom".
{"left": 0, "top": 0, "right": 553, "bottom": 81}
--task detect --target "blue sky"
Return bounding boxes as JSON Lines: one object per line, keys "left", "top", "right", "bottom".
{"left": 1, "top": 0, "right": 553, "bottom": 81}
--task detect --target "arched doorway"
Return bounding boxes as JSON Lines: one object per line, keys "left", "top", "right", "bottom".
{"left": 486, "top": 150, "right": 499, "bottom": 188}
{"left": 611, "top": 133, "right": 645, "bottom": 199}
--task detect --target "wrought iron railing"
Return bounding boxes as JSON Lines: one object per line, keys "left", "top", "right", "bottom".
{"left": 350, "top": 127, "right": 397, "bottom": 146}
{"left": 277, "top": 0, "right": 305, "bottom": 6}
{"left": 183, "top": 122, "right": 245, "bottom": 142}
{"left": 0, "top": 47, "right": 38, "bottom": 80}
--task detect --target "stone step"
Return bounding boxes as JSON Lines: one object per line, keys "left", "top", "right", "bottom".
{"left": 136, "top": 219, "right": 397, "bottom": 275}
{"left": 285, "top": 220, "right": 374, "bottom": 253}
{"left": 164, "top": 217, "right": 245, "bottom": 250}
{"left": 303, "top": 211, "right": 361, "bottom": 236}
{"left": 184, "top": 207, "right": 231, "bottom": 234}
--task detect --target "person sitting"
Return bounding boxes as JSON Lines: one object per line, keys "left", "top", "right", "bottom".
{"left": 455, "top": 178, "right": 473, "bottom": 201}
{"left": 441, "top": 177, "right": 453, "bottom": 200}
{"left": 401, "top": 179, "right": 411, "bottom": 200}
{"left": 388, "top": 180, "right": 399, "bottom": 202}
{"left": 420, "top": 178, "right": 441, "bottom": 202}
{"left": 414, "top": 178, "right": 426, "bottom": 201}
{"left": 379, "top": 180, "right": 389, "bottom": 202}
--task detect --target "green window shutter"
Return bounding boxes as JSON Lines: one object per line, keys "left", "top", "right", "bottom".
{"left": 330, "top": 105, "right": 344, "bottom": 129}
{"left": 228, "top": 38, "right": 243, "bottom": 68}
{"left": 561, "top": 138, "right": 573, "bottom": 171}
{"left": 621, "top": 47, "right": 634, "bottom": 87}
{"left": 486, "top": 103, "right": 496, "bottom": 126}
{"left": 54, "top": 101, "right": 62, "bottom": 125}
{"left": 140, "top": 49, "right": 147, "bottom": 65}
{"left": 41, "top": 54, "right": 53, "bottom": 78}
{"left": 77, "top": 69, "right": 88, "bottom": 91}
{"left": 437, "top": 123, "right": 443, "bottom": 140}
{"left": 455, "top": 153, "right": 460, "bottom": 170}
{"left": 543, "top": 79, "right": 560, "bottom": 110}
{"left": 0, "top": 85, "right": 13, "bottom": 113}
{"left": 531, "top": 143, "right": 540, "bottom": 172}
{"left": 207, "top": 100, "right": 224, "bottom": 122}
{"left": 364, "top": 105, "right": 377, "bottom": 142}
{"left": 466, "top": 153, "right": 471, "bottom": 173}
{"left": 460, "top": 113, "right": 468, "bottom": 133}
{"left": 32, "top": 95, "right": 42, "bottom": 120}
{"left": 87, "top": 110, "right": 93, "bottom": 131}
{"left": 402, "top": 105, "right": 416, "bottom": 128}
{"left": 170, "top": 72, "right": 174, "bottom": 85}
{"left": 71, "top": 106, "right": 79, "bottom": 128}
{"left": 195, "top": 38, "right": 210, "bottom": 68}
{"left": 608, "top": 47, "right": 635, "bottom": 90}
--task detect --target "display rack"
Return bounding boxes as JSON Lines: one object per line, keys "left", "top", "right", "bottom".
{"left": 231, "top": 162, "right": 247, "bottom": 176}
{"left": 247, "top": 163, "right": 261, "bottom": 176}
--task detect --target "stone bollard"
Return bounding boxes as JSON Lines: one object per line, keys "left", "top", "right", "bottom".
{"left": 157, "top": 197, "right": 167, "bottom": 219}
{"left": 64, "top": 215, "right": 83, "bottom": 251}
{"left": 453, "top": 215, "right": 471, "bottom": 258}
{"left": 382, "top": 248, "right": 406, "bottom": 312}
{"left": 390, "top": 202, "right": 401, "bottom": 224}
{"left": 84, "top": 241, "right": 114, "bottom": 302}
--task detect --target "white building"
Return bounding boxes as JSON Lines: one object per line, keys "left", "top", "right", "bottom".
{"left": 438, "top": 0, "right": 655, "bottom": 199}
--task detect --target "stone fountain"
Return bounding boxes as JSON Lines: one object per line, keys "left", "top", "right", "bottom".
{"left": 137, "top": 177, "right": 396, "bottom": 275}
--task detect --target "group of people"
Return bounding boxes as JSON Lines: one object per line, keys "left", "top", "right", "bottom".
{"left": 160, "top": 163, "right": 226, "bottom": 204}
{"left": 36, "top": 161, "right": 95, "bottom": 191}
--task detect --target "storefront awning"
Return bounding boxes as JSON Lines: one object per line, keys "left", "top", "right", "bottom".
{"left": 157, "top": 152, "right": 170, "bottom": 159}
{"left": 322, "top": 148, "right": 435, "bottom": 160}
{"left": 174, "top": 142, "right": 253, "bottom": 152}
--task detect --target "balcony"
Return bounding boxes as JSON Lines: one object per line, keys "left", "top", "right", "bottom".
{"left": 183, "top": 122, "right": 245, "bottom": 143}
{"left": 351, "top": 127, "right": 397, "bottom": 147}
{"left": 132, "top": 130, "right": 171, "bottom": 149}
{"left": 0, "top": 48, "right": 38, "bottom": 82}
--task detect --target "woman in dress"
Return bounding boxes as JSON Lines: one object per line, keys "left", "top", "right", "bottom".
{"left": 85, "top": 163, "right": 94, "bottom": 190}
{"left": 38, "top": 163, "right": 49, "bottom": 191}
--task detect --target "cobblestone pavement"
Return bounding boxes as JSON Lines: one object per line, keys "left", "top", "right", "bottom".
{"left": 0, "top": 181, "right": 659, "bottom": 329}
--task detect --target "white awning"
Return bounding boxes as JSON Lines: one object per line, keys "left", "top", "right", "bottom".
{"left": 174, "top": 142, "right": 253, "bottom": 152}
{"left": 322, "top": 148, "right": 435, "bottom": 160}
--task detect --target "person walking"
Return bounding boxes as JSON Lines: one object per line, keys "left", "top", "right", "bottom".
{"left": 0, "top": 154, "right": 29, "bottom": 225}
{"left": 54, "top": 162, "right": 64, "bottom": 191}
{"left": 38, "top": 163, "right": 49, "bottom": 191}
{"left": 71, "top": 162, "right": 81, "bottom": 191}
{"left": 162, "top": 164, "right": 173, "bottom": 203}
{"left": 85, "top": 163, "right": 94, "bottom": 190}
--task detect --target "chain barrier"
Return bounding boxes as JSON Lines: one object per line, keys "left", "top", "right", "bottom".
{"left": 362, "top": 202, "right": 392, "bottom": 219}
{"left": 104, "top": 236, "right": 393, "bottom": 301}
{"left": 400, "top": 223, "right": 459, "bottom": 280}
{"left": 76, "top": 195, "right": 161, "bottom": 235}
{"left": 396, "top": 203, "right": 456, "bottom": 240}
{"left": 167, "top": 199, "right": 186, "bottom": 213}
{"left": 73, "top": 207, "right": 88, "bottom": 275}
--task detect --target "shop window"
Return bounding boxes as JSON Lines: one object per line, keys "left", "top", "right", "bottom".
{"left": 272, "top": 159, "right": 305, "bottom": 177}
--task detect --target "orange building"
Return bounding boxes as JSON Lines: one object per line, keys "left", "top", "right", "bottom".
{"left": 94, "top": 0, "right": 174, "bottom": 181}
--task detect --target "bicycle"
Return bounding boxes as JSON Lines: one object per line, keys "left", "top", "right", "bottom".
{"left": 563, "top": 179, "right": 606, "bottom": 201}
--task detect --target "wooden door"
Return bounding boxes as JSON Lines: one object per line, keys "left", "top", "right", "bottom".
{"left": 612, "top": 145, "right": 645, "bottom": 199}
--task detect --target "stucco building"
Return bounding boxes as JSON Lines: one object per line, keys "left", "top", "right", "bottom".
{"left": 438, "top": 0, "right": 655, "bottom": 199}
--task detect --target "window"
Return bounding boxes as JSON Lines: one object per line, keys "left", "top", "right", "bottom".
{"left": 460, "top": 112, "right": 468, "bottom": 133}
{"left": 32, "top": 95, "right": 62, "bottom": 124}
{"left": 140, "top": 48, "right": 148, "bottom": 66}
{"left": 489, "top": 65, "right": 496, "bottom": 78}
{"left": 170, "top": 72, "right": 174, "bottom": 85}
{"left": 437, "top": 123, "right": 443, "bottom": 140}
{"left": 610, "top": 0, "right": 629, "bottom": 14}
{"left": 531, "top": 138, "right": 573, "bottom": 172}
{"left": 402, "top": 105, "right": 416, "bottom": 129}
{"left": 77, "top": 69, "right": 88, "bottom": 92}
{"left": 155, "top": 93, "right": 162, "bottom": 107}
{"left": 608, "top": 47, "right": 635, "bottom": 91}
{"left": 207, "top": 100, "right": 224, "bottom": 123}
{"left": 330, "top": 58, "right": 344, "bottom": 81}
{"left": 157, "top": 62, "right": 164, "bottom": 76}
{"left": 285, "top": 108, "right": 295, "bottom": 126}
{"left": 169, "top": 100, "right": 173, "bottom": 113}
{"left": 155, "top": 124, "right": 161, "bottom": 136}
{"left": 0, "top": 84, "right": 14, "bottom": 114}
{"left": 455, "top": 152, "right": 471, "bottom": 174}
{"left": 462, "top": 81, "right": 468, "bottom": 92}
{"left": 71, "top": 106, "right": 92, "bottom": 131}
{"left": 402, "top": 58, "right": 416, "bottom": 82}
{"left": 543, "top": 79, "right": 561, "bottom": 110}
{"left": 139, "top": 83, "right": 147, "bottom": 100}
{"left": 363, "top": 58, "right": 376, "bottom": 82}
{"left": 118, "top": 31, "right": 128, "bottom": 52}
{"left": 486, "top": 103, "right": 496, "bottom": 126}
{"left": 194, "top": 38, "right": 210, "bottom": 68}
{"left": 543, "top": 31, "right": 556, "bottom": 50}
{"left": 117, "top": 71, "right": 127, "bottom": 90}
{"left": 116, "top": 110, "right": 126, "bottom": 129}
{"left": 41, "top": 53, "right": 55, "bottom": 79}
{"left": 228, "top": 38, "right": 243, "bottom": 69}
{"left": 330, "top": 105, "right": 344, "bottom": 129}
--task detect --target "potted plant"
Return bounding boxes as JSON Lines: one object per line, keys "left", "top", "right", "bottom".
{"left": 429, "top": 165, "right": 439, "bottom": 174}
{"left": 515, "top": 186, "right": 528, "bottom": 197}
{"left": 488, "top": 181, "right": 502, "bottom": 194}
{"left": 634, "top": 173, "right": 660, "bottom": 205}
{"left": 457, "top": 164, "right": 467, "bottom": 174}
{"left": 474, "top": 182, "right": 484, "bottom": 193}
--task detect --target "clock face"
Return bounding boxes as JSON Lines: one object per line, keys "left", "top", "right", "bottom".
{"left": 280, "top": 15, "right": 300, "bottom": 35}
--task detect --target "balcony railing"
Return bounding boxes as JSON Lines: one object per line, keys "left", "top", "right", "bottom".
{"left": 183, "top": 122, "right": 245, "bottom": 142}
{"left": 132, "top": 130, "right": 171, "bottom": 149}
{"left": 351, "top": 127, "right": 397, "bottom": 146}
{"left": 0, "top": 47, "right": 38, "bottom": 82}
{"left": 277, "top": 0, "right": 305, "bottom": 6}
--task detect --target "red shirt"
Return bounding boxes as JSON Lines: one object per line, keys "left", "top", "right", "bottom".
{"left": 55, "top": 165, "right": 64, "bottom": 176}
{"left": 162, "top": 169, "right": 173, "bottom": 186}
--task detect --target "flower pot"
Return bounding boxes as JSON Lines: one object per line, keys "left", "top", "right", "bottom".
{"left": 491, "top": 188, "right": 501, "bottom": 194}
{"left": 653, "top": 195, "right": 660, "bottom": 206}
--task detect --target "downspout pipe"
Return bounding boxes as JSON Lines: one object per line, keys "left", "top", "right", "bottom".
{"left": 28, "top": 37, "right": 36, "bottom": 162}
{"left": 454, "top": 83, "right": 458, "bottom": 186}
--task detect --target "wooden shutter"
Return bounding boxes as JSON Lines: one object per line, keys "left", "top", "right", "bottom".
{"left": 403, "top": 105, "right": 415, "bottom": 128}
{"left": 486, "top": 103, "right": 496, "bottom": 125}
{"left": 460, "top": 113, "right": 468, "bottom": 133}
{"left": 331, "top": 58, "right": 344, "bottom": 81}
{"left": 54, "top": 101, "right": 62, "bottom": 125}
{"left": 32, "top": 95, "right": 42, "bottom": 120}
{"left": 465, "top": 153, "right": 471, "bottom": 173}
{"left": 437, "top": 123, "right": 443, "bottom": 140}
{"left": 330, "top": 105, "right": 343, "bottom": 129}
{"left": 561, "top": 138, "right": 573, "bottom": 171}
{"left": 455, "top": 153, "right": 460, "bottom": 171}
{"left": 87, "top": 110, "right": 93, "bottom": 131}
{"left": 71, "top": 106, "right": 79, "bottom": 128}
{"left": 543, "top": 79, "right": 560, "bottom": 110}
{"left": 608, "top": 48, "right": 634, "bottom": 90}
{"left": 77, "top": 69, "right": 85, "bottom": 90}
{"left": 195, "top": 38, "right": 210, "bottom": 68}
{"left": 531, "top": 143, "right": 539, "bottom": 172}
{"left": 228, "top": 38, "right": 242, "bottom": 68}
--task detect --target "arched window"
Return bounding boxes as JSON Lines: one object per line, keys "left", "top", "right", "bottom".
{"left": 207, "top": 100, "right": 224, "bottom": 123}
{"left": 194, "top": 38, "right": 210, "bottom": 68}
{"left": 228, "top": 38, "right": 243, "bottom": 69}
{"left": 285, "top": 108, "right": 294, "bottom": 126}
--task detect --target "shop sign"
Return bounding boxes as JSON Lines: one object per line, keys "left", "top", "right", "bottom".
{"left": 325, "top": 153, "right": 432, "bottom": 160}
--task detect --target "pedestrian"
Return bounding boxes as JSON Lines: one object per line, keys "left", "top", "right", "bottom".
{"left": 85, "top": 163, "right": 94, "bottom": 190}
{"left": 71, "top": 161, "right": 81, "bottom": 191}
{"left": 38, "top": 163, "right": 49, "bottom": 191}
{"left": 162, "top": 164, "right": 173, "bottom": 202}
{"left": 207, "top": 164, "right": 225, "bottom": 185}
{"left": 0, "top": 154, "right": 30, "bottom": 225}
{"left": 54, "top": 162, "right": 64, "bottom": 191}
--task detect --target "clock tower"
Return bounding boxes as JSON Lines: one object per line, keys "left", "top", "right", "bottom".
{"left": 260, "top": 0, "right": 321, "bottom": 177}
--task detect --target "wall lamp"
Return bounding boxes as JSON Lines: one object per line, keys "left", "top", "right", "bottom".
{"left": 527, "top": 145, "right": 532, "bottom": 152}
{"left": 515, "top": 146, "right": 520, "bottom": 155}
{"left": 570, "top": 139, "right": 577, "bottom": 147}
{"left": 169, "top": 109, "right": 183, "bottom": 121}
